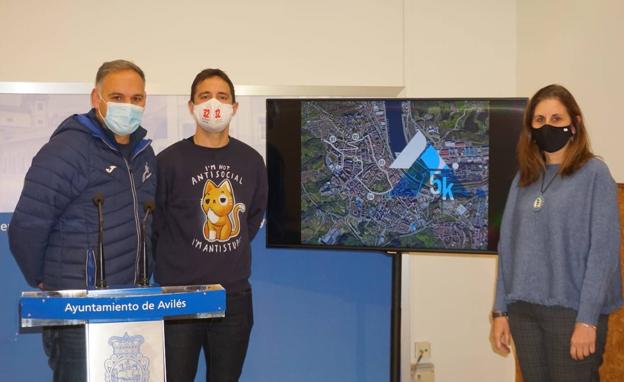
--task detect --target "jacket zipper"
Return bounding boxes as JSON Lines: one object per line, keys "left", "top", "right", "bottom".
{"left": 127, "top": 143, "right": 153, "bottom": 284}
{"left": 95, "top": 133, "right": 151, "bottom": 285}
{"left": 123, "top": 157, "right": 141, "bottom": 285}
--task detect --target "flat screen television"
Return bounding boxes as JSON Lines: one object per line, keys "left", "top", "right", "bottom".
{"left": 266, "top": 98, "right": 527, "bottom": 254}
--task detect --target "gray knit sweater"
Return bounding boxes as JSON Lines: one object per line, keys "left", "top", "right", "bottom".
{"left": 494, "top": 158, "right": 622, "bottom": 325}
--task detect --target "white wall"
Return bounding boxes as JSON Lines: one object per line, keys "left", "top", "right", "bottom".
{"left": 0, "top": 0, "right": 404, "bottom": 91}
{"left": 404, "top": 0, "right": 517, "bottom": 98}
{"left": 516, "top": 0, "right": 624, "bottom": 182}
{"left": 403, "top": 1, "right": 517, "bottom": 381}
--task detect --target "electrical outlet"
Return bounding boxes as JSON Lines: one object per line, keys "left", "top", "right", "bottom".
{"left": 411, "top": 362, "right": 435, "bottom": 382}
{"left": 414, "top": 341, "right": 432, "bottom": 361}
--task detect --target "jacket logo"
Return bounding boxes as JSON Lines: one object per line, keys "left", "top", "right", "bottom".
{"left": 142, "top": 163, "right": 152, "bottom": 183}
{"left": 105, "top": 165, "right": 117, "bottom": 174}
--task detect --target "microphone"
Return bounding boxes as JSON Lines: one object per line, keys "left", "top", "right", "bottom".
{"left": 137, "top": 200, "right": 155, "bottom": 286}
{"left": 92, "top": 193, "right": 106, "bottom": 289}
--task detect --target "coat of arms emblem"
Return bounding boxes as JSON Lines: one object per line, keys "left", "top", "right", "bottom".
{"left": 104, "top": 332, "right": 149, "bottom": 382}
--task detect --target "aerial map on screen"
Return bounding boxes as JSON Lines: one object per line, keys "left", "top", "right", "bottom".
{"left": 300, "top": 100, "right": 490, "bottom": 250}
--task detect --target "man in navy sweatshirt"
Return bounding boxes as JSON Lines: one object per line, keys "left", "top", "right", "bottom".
{"left": 153, "top": 68, "right": 268, "bottom": 382}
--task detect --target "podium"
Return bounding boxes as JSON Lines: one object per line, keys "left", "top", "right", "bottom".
{"left": 19, "top": 285, "right": 226, "bottom": 382}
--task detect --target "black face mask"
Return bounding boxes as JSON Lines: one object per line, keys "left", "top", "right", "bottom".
{"left": 531, "top": 124, "right": 574, "bottom": 153}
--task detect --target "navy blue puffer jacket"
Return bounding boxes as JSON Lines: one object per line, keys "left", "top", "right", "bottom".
{"left": 9, "top": 109, "right": 156, "bottom": 290}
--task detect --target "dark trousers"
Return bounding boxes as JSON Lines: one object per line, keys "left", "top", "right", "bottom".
{"left": 42, "top": 325, "right": 87, "bottom": 382}
{"left": 508, "top": 301, "right": 608, "bottom": 382}
{"left": 165, "top": 289, "right": 254, "bottom": 382}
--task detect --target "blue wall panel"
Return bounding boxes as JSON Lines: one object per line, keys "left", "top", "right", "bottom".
{"left": 0, "top": 215, "right": 391, "bottom": 381}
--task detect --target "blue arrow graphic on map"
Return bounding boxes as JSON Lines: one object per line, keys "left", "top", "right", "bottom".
{"left": 389, "top": 131, "right": 469, "bottom": 198}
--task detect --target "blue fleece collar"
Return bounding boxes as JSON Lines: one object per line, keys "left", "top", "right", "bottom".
{"left": 74, "top": 112, "right": 151, "bottom": 158}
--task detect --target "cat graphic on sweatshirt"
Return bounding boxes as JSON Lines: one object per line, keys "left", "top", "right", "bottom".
{"left": 201, "top": 179, "right": 245, "bottom": 242}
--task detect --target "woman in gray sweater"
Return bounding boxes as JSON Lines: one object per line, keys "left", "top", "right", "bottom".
{"left": 491, "top": 84, "right": 622, "bottom": 382}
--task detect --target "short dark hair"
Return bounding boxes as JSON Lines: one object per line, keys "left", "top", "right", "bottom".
{"left": 190, "top": 68, "right": 236, "bottom": 103}
{"left": 95, "top": 59, "right": 145, "bottom": 86}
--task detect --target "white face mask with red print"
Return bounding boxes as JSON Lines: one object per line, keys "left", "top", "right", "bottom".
{"left": 192, "top": 98, "right": 234, "bottom": 133}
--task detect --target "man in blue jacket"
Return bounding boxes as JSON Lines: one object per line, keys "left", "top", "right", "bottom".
{"left": 8, "top": 59, "right": 156, "bottom": 381}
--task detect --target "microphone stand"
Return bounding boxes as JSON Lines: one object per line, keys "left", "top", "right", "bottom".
{"left": 92, "top": 193, "right": 106, "bottom": 289}
{"left": 137, "top": 201, "right": 154, "bottom": 287}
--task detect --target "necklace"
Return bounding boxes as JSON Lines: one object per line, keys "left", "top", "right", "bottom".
{"left": 533, "top": 170, "right": 558, "bottom": 211}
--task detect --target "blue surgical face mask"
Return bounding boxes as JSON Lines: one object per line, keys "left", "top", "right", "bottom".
{"left": 98, "top": 97, "right": 144, "bottom": 136}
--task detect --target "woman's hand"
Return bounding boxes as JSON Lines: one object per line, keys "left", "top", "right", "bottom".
{"left": 570, "top": 322, "right": 597, "bottom": 360}
{"left": 491, "top": 316, "right": 512, "bottom": 354}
